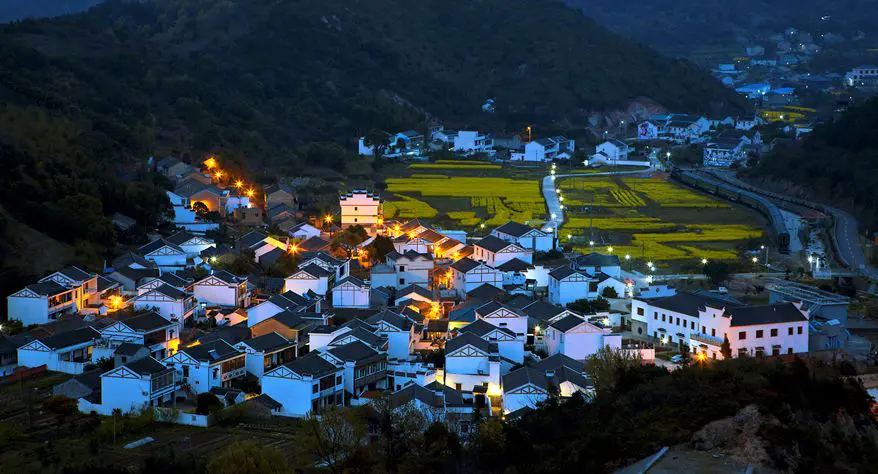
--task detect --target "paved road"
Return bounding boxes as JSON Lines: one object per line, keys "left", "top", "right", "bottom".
{"left": 541, "top": 168, "right": 652, "bottom": 233}
{"left": 714, "top": 172, "right": 878, "bottom": 280}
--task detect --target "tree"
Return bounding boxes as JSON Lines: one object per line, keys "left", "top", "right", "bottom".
{"left": 195, "top": 393, "right": 223, "bottom": 415}
{"left": 365, "top": 236, "right": 395, "bottom": 262}
{"left": 293, "top": 407, "right": 370, "bottom": 473}
{"left": 702, "top": 260, "right": 730, "bottom": 285}
{"left": 678, "top": 342, "right": 692, "bottom": 367}
{"left": 192, "top": 201, "right": 209, "bottom": 216}
{"left": 207, "top": 441, "right": 290, "bottom": 474}
{"left": 569, "top": 297, "right": 610, "bottom": 314}
{"left": 363, "top": 129, "right": 390, "bottom": 159}
{"left": 601, "top": 286, "right": 619, "bottom": 298}
{"left": 720, "top": 334, "right": 732, "bottom": 360}
{"left": 584, "top": 345, "right": 643, "bottom": 395}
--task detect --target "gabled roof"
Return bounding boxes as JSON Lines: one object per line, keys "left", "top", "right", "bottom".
{"left": 118, "top": 312, "right": 174, "bottom": 332}
{"left": 475, "top": 300, "right": 521, "bottom": 318}
{"left": 112, "top": 253, "right": 156, "bottom": 271}
{"left": 494, "top": 221, "right": 540, "bottom": 238}
{"left": 125, "top": 357, "right": 171, "bottom": 376}
{"left": 181, "top": 340, "right": 242, "bottom": 363}
{"left": 396, "top": 284, "right": 434, "bottom": 302}
{"left": 254, "top": 310, "right": 316, "bottom": 332}
{"left": 333, "top": 276, "right": 369, "bottom": 289}
{"left": 96, "top": 276, "right": 120, "bottom": 292}
{"left": 268, "top": 203, "right": 296, "bottom": 219}
{"left": 325, "top": 341, "right": 381, "bottom": 363}
{"left": 445, "top": 332, "right": 496, "bottom": 355}
{"left": 164, "top": 231, "right": 197, "bottom": 246}
{"left": 298, "top": 236, "right": 331, "bottom": 252}
{"left": 505, "top": 294, "right": 536, "bottom": 310}
{"left": 366, "top": 310, "right": 412, "bottom": 331}
{"left": 399, "top": 219, "right": 433, "bottom": 234}
{"left": 150, "top": 284, "right": 188, "bottom": 300}
{"left": 139, "top": 239, "right": 183, "bottom": 256}
{"left": 521, "top": 301, "right": 567, "bottom": 322}
{"left": 23, "top": 281, "right": 68, "bottom": 297}
{"left": 436, "top": 238, "right": 462, "bottom": 253}
{"left": 548, "top": 266, "right": 589, "bottom": 280}
{"left": 201, "top": 270, "right": 242, "bottom": 285}
{"left": 299, "top": 251, "right": 344, "bottom": 267}
{"left": 239, "top": 332, "right": 293, "bottom": 352}
{"left": 114, "top": 266, "right": 160, "bottom": 283}
{"left": 549, "top": 314, "right": 587, "bottom": 333}
{"left": 497, "top": 258, "right": 532, "bottom": 272}
{"left": 40, "top": 327, "right": 100, "bottom": 350}
{"left": 258, "top": 247, "right": 286, "bottom": 266}
{"left": 330, "top": 327, "right": 384, "bottom": 348}
{"left": 56, "top": 266, "right": 94, "bottom": 282}
{"left": 416, "top": 228, "right": 446, "bottom": 243}
{"left": 459, "top": 319, "right": 516, "bottom": 338}
{"left": 293, "top": 263, "right": 333, "bottom": 279}
{"left": 504, "top": 354, "right": 590, "bottom": 392}
{"left": 197, "top": 324, "right": 252, "bottom": 346}
{"left": 450, "top": 257, "right": 481, "bottom": 273}
{"left": 571, "top": 252, "right": 621, "bottom": 267}
{"left": 641, "top": 291, "right": 738, "bottom": 316}
{"left": 386, "top": 250, "right": 433, "bottom": 262}
{"left": 238, "top": 231, "right": 269, "bottom": 249}
{"left": 280, "top": 353, "right": 339, "bottom": 378}
{"left": 467, "top": 284, "right": 506, "bottom": 301}
{"left": 263, "top": 183, "right": 296, "bottom": 196}
{"left": 115, "top": 342, "right": 147, "bottom": 357}
{"left": 475, "top": 235, "right": 517, "bottom": 253}
{"left": 728, "top": 303, "right": 807, "bottom": 327}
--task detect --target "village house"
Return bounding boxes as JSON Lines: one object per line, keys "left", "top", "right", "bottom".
{"left": 249, "top": 311, "right": 323, "bottom": 351}
{"left": 332, "top": 276, "right": 371, "bottom": 308}
{"left": 636, "top": 121, "right": 660, "bottom": 140}
{"left": 88, "top": 357, "right": 177, "bottom": 415}
{"left": 394, "top": 284, "right": 435, "bottom": 307}
{"left": 548, "top": 266, "right": 599, "bottom": 307}
{"left": 135, "top": 272, "right": 189, "bottom": 296}
{"left": 192, "top": 271, "right": 250, "bottom": 308}
{"left": 133, "top": 284, "right": 196, "bottom": 323}
{"left": 246, "top": 291, "right": 319, "bottom": 327}
{"left": 263, "top": 183, "right": 297, "bottom": 212}
{"left": 156, "top": 157, "right": 196, "bottom": 182}
{"left": 664, "top": 115, "right": 711, "bottom": 143}
{"left": 235, "top": 332, "right": 297, "bottom": 379}
{"left": 287, "top": 222, "right": 321, "bottom": 240}
{"left": 442, "top": 332, "right": 501, "bottom": 395}
{"left": 163, "top": 340, "right": 246, "bottom": 395}
{"left": 298, "top": 252, "right": 350, "bottom": 281}
{"left": 268, "top": 204, "right": 297, "bottom": 225}
{"left": 309, "top": 321, "right": 387, "bottom": 353}
{"left": 473, "top": 235, "right": 533, "bottom": 267}
{"left": 319, "top": 341, "right": 388, "bottom": 399}
{"left": 491, "top": 221, "right": 555, "bottom": 252}
{"left": 514, "top": 136, "right": 576, "bottom": 162}
{"left": 385, "top": 250, "right": 434, "bottom": 289}
{"left": 459, "top": 319, "right": 524, "bottom": 365}
{"left": 18, "top": 326, "right": 101, "bottom": 374}
{"left": 98, "top": 311, "right": 181, "bottom": 362}
{"left": 474, "top": 301, "right": 529, "bottom": 343}
{"left": 164, "top": 231, "right": 216, "bottom": 258}
{"left": 501, "top": 354, "right": 592, "bottom": 415}
{"left": 569, "top": 253, "right": 622, "bottom": 279}
{"left": 393, "top": 227, "right": 447, "bottom": 254}
{"left": 8, "top": 266, "right": 100, "bottom": 326}
{"left": 339, "top": 190, "right": 382, "bottom": 231}
{"left": 389, "top": 381, "right": 477, "bottom": 438}
{"left": 592, "top": 139, "right": 631, "bottom": 162}
{"left": 450, "top": 258, "right": 504, "bottom": 297}
{"left": 284, "top": 263, "right": 333, "bottom": 296}
{"left": 366, "top": 310, "right": 415, "bottom": 361}
{"left": 261, "top": 353, "right": 345, "bottom": 417}
{"left": 139, "top": 239, "right": 188, "bottom": 272}
{"left": 453, "top": 131, "right": 495, "bottom": 155}
{"left": 237, "top": 231, "right": 289, "bottom": 262}
{"left": 174, "top": 179, "right": 229, "bottom": 216}
{"left": 544, "top": 314, "right": 621, "bottom": 361}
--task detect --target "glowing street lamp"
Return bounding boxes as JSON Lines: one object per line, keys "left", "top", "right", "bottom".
{"left": 551, "top": 213, "right": 557, "bottom": 219}
{"left": 751, "top": 256, "right": 758, "bottom": 264}
{"left": 567, "top": 234, "right": 573, "bottom": 240}
{"left": 647, "top": 261, "right": 653, "bottom": 268}
{"left": 246, "top": 188, "right": 254, "bottom": 198}
{"left": 624, "top": 254, "right": 631, "bottom": 261}
{"left": 701, "top": 258, "right": 708, "bottom": 265}
{"left": 324, "top": 215, "right": 333, "bottom": 224}
{"left": 214, "top": 170, "right": 224, "bottom": 179}
{"left": 589, "top": 240, "right": 595, "bottom": 246}
{"left": 235, "top": 180, "right": 244, "bottom": 188}
{"left": 204, "top": 156, "right": 217, "bottom": 169}
{"left": 607, "top": 246, "right": 614, "bottom": 253}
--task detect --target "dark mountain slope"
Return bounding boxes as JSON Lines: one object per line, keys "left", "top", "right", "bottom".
{"left": 0, "top": 0, "right": 102, "bottom": 23}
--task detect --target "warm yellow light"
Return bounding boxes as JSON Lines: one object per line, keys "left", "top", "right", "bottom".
{"left": 214, "top": 170, "right": 223, "bottom": 179}
{"left": 235, "top": 180, "right": 243, "bottom": 188}
{"left": 696, "top": 352, "right": 707, "bottom": 362}
{"left": 204, "top": 156, "right": 217, "bottom": 169}
{"left": 324, "top": 215, "right": 333, "bottom": 224}
{"left": 289, "top": 244, "right": 299, "bottom": 254}
{"left": 246, "top": 189, "right": 254, "bottom": 198}
{"left": 108, "top": 295, "right": 122, "bottom": 309}
{"left": 607, "top": 246, "right": 614, "bottom": 253}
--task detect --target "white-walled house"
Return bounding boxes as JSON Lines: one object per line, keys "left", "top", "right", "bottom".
{"left": 453, "top": 131, "right": 494, "bottom": 155}
{"left": 261, "top": 353, "right": 344, "bottom": 417}
{"left": 99, "top": 311, "right": 181, "bottom": 361}
{"left": 475, "top": 301, "right": 529, "bottom": 343}
{"left": 234, "top": 333, "right": 297, "bottom": 379}
{"left": 570, "top": 253, "right": 622, "bottom": 279}
{"left": 139, "top": 239, "right": 188, "bottom": 271}
{"left": 516, "top": 136, "right": 576, "bottom": 162}
{"left": 593, "top": 139, "right": 631, "bottom": 161}
{"left": 630, "top": 292, "right": 810, "bottom": 359}
{"left": 386, "top": 250, "right": 434, "bottom": 289}
{"left": 95, "top": 357, "right": 176, "bottom": 415}
{"left": 18, "top": 327, "right": 101, "bottom": 374}
{"left": 285, "top": 264, "right": 332, "bottom": 296}
{"left": 246, "top": 291, "right": 315, "bottom": 327}
{"left": 136, "top": 273, "right": 189, "bottom": 296}
{"left": 443, "top": 333, "right": 501, "bottom": 394}
{"left": 332, "top": 277, "right": 371, "bottom": 308}
{"left": 460, "top": 319, "right": 524, "bottom": 365}
{"left": 544, "top": 314, "right": 620, "bottom": 361}
{"left": 162, "top": 340, "right": 245, "bottom": 394}
{"left": 192, "top": 271, "right": 250, "bottom": 308}
{"left": 287, "top": 223, "right": 321, "bottom": 240}
{"left": 319, "top": 341, "right": 388, "bottom": 399}
{"left": 596, "top": 274, "right": 627, "bottom": 298}
{"left": 491, "top": 221, "right": 555, "bottom": 252}
{"left": 450, "top": 258, "right": 504, "bottom": 297}
{"left": 133, "top": 284, "right": 196, "bottom": 323}
{"left": 366, "top": 310, "right": 415, "bottom": 361}
{"left": 165, "top": 231, "right": 215, "bottom": 258}
{"left": 8, "top": 266, "right": 100, "bottom": 326}
{"left": 548, "top": 267, "right": 599, "bottom": 306}
{"left": 473, "top": 235, "right": 533, "bottom": 267}
{"left": 501, "top": 354, "right": 592, "bottom": 414}
{"left": 339, "top": 190, "right": 382, "bottom": 230}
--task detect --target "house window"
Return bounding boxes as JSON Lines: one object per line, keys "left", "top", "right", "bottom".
{"left": 737, "top": 348, "right": 748, "bottom": 358}
{"left": 398, "top": 265, "right": 405, "bottom": 272}
{"left": 399, "top": 278, "right": 405, "bottom": 285}
{"left": 182, "top": 366, "right": 189, "bottom": 377}
{"left": 661, "top": 315, "right": 666, "bottom": 322}
{"left": 354, "top": 207, "right": 358, "bottom": 211}
{"left": 797, "top": 326, "right": 803, "bottom": 335}
{"left": 702, "top": 326, "right": 706, "bottom": 334}
{"left": 788, "top": 327, "right": 793, "bottom": 336}
{"left": 772, "top": 346, "right": 781, "bottom": 356}
{"left": 711, "top": 329, "right": 716, "bottom": 337}
{"left": 336, "top": 375, "right": 342, "bottom": 385}
{"left": 313, "top": 384, "right": 319, "bottom": 394}
{"left": 770, "top": 329, "right": 778, "bottom": 337}
{"left": 455, "top": 383, "right": 462, "bottom": 391}
{"left": 787, "top": 348, "right": 793, "bottom": 355}
{"left": 755, "top": 347, "right": 765, "bottom": 357}
{"left": 637, "top": 307, "right": 644, "bottom": 316}
{"left": 755, "top": 330, "right": 763, "bottom": 339}
{"left": 738, "top": 331, "right": 746, "bottom": 340}
{"left": 676, "top": 318, "right": 680, "bottom": 326}
{"left": 354, "top": 218, "right": 358, "bottom": 223}
{"left": 690, "top": 322, "right": 695, "bottom": 330}
{"left": 654, "top": 313, "right": 658, "bottom": 320}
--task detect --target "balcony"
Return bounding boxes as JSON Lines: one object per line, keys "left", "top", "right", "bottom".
{"left": 690, "top": 332, "right": 722, "bottom": 347}
{"left": 220, "top": 367, "right": 246, "bottom": 381}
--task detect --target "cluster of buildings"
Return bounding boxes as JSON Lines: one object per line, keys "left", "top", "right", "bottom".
{"left": 357, "top": 126, "right": 575, "bottom": 163}
{"left": 1, "top": 184, "right": 852, "bottom": 430}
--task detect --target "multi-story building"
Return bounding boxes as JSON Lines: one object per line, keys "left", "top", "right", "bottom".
{"left": 8, "top": 266, "right": 100, "bottom": 326}
{"left": 162, "top": 340, "right": 246, "bottom": 394}
{"left": 339, "top": 190, "right": 382, "bottom": 230}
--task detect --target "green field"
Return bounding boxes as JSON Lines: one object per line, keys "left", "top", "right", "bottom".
{"left": 558, "top": 174, "right": 765, "bottom": 264}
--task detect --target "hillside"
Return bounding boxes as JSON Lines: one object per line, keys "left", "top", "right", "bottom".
{"left": 562, "top": 0, "right": 878, "bottom": 54}
{"left": 753, "top": 98, "right": 878, "bottom": 228}
{"left": 0, "top": 0, "right": 102, "bottom": 23}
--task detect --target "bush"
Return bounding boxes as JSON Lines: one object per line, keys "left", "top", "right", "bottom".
{"left": 196, "top": 393, "right": 224, "bottom": 415}
{"left": 601, "top": 286, "right": 619, "bottom": 298}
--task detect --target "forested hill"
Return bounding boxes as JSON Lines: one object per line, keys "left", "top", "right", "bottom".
{"left": 0, "top": 0, "right": 103, "bottom": 23}
{"left": 0, "top": 0, "right": 744, "bottom": 172}
{"left": 562, "top": 0, "right": 878, "bottom": 53}
{"left": 754, "top": 98, "right": 878, "bottom": 228}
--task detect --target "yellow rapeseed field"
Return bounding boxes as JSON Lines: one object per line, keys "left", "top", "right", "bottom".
{"left": 383, "top": 195, "right": 438, "bottom": 219}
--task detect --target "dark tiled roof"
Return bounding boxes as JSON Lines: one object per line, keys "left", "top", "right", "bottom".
{"left": 120, "top": 312, "right": 174, "bottom": 332}
{"left": 548, "top": 266, "right": 586, "bottom": 280}
{"left": 396, "top": 284, "right": 434, "bottom": 301}
{"left": 241, "top": 332, "right": 293, "bottom": 352}
{"left": 41, "top": 327, "right": 100, "bottom": 350}
{"left": 258, "top": 247, "right": 286, "bottom": 266}
{"left": 241, "top": 393, "right": 282, "bottom": 410}
{"left": 280, "top": 353, "right": 339, "bottom": 378}
{"left": 24, "top": 281, "right": 68, "bottom": 296}
{"left": 426, "top": 319, "right": 449, "bottom": 333}
{"left": 334, "top": 276, "right": 369, "bottom": 289}
{"left": 521, "top": 301, "right": 567, "bottom": 322}
{"left": 125, "top": 357, "right": 170, "bottom": 376}
{"left": 111, "top": 253, "right": 156, "bottom": 270}
{"left": 549, "top": 314, "right": 586, "bottom": 332}
{"left": 475, "top": 300, "right": 520, "bottom": 318}
{"left": 445, "top": 332, "right": 496, "bottom": 354}
{"left": 449, "top": 302, "right": 479, "bottom": 323}
{"left": 466, "top": 284, "right": 506, "bottom": 301}
{"left": 256, "top": 311, "right": 316, "bottom": 331}
{"left": 366, "top": 310, "right": 412, "bottom": 331}
{"left": 459, "top": 319, "right": 516, "bottom": 338}
{"left": 57, "top": 266, "right": 93, "bottom": 282}
{"left": 164, "top": 231, "right": 196, "bottom": 246}
{"left": 399, "top": 219, "right": 433, "bottom": 233}
{"left": 115, "top": 342, "right": 147, "bottom": 357}
{"left": 326, "top": 341, "right": 381, "bottom": 363}
{"left": 114, "top": 267, "right": 159, "bottom": 283}
{"left": 386, "top": 250, "right": 433, "bottom": 262}
{"left": 298, "top": 236, "right": 331, "bottom": 252}
{"left": 152, "top": 284, "right": 188, "bottom": 300}
{"left": 330, "top": 327, "right": 384, "bottom": 348}
{"left": 728, "top": 303, "right": 807, "bottom": 327}
{"left": 451, "top": 257, "right": 480, "bottom": 273}
{"left": 294, "top": 263, "right": 332, "bottom": 278}
{"left": 505, "top": 294, "right": 536, "bottom": 310}
{"left": 159, "top": 272, "right": 191, "bottom": 287}
{"left": 497, "top": 258, "right": 532, "bottom": 272}
{"left": 238, "top": 231, "right": 269, "bottom": 249}
{"left": 475, "top": 235, "right": 515, "bottom": 253}
{"left": 182, "top": 340, "right": 242, "bottom": 363}
{"left": 197, "top": 325, "right": 252, "bottom": 346}
{"left": 641, "top": 291, "right": 738, "bottom": 316}
{"left": 96, "top": 276, "right": 120, "bottom": 292}
{"left": 571, "top": 252, "right": 621, "bottom": 267}
{"left": 139, "top": 239, "right": 183, "bottom": 256}
{"left": 494, "top": 221, "right": 538, "bottom": 237}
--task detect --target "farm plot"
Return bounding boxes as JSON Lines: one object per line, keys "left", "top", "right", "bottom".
{"left": 383, "top": 195, "right": 438, "bottom": 219}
